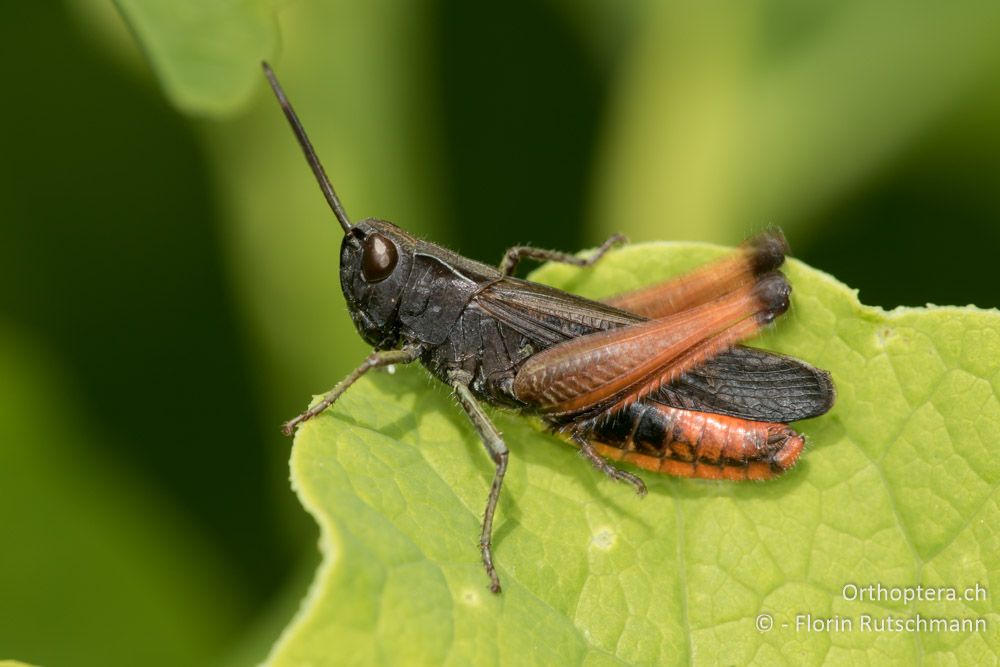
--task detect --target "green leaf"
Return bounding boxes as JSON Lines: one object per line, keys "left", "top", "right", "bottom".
{"left": 113, "top": 0, "right": 282, "bottom": 115}
{"left": 269, "top": 243, "right": 1000, "bottom": 665}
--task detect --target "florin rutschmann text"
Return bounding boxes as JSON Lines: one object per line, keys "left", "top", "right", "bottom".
{"left": 794, "top": 613, "right": 986, "bottom": 633}
{"left": 755, "top": 583, "right": 989, "bottom": 635}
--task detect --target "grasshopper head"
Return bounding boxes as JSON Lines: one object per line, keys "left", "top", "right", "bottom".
{"left": 340, "top": 219, "right": 416, "bottom": 348}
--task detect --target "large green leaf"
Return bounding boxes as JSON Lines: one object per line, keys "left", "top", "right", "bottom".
{"left": 268, "top": 243, "right": 1000, "bottom": 665}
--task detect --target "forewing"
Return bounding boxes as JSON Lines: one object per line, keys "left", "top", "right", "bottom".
{"left": 477, "top": 276, "right": 834, "bottom": 423}
{"left": 511, "top": 279, "right": 786, "bottom": 416}
{"left": 474, "top": 277, "right": 639, "bottom": 347}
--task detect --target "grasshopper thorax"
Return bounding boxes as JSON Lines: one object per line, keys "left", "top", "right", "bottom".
{"left": 340, "top": 218, "right": 416, "bottom": 349}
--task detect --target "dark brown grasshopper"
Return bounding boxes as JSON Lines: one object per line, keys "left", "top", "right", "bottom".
{"left": 264, "top": 63, "right": 835, "bottom": 593}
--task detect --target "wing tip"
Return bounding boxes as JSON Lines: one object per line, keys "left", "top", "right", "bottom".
{"left": 812, "top": 367, "right": 837, "bottom": 417}
{"left": 746, "top": 229, "right": 789, "bottom": 275}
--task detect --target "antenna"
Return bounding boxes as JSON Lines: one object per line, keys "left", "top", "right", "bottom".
{"left": 262, "top": 62, "right": 352, "bottom": 233}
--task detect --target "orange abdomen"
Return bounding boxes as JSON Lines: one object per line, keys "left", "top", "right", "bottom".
{"left": 572, "top": 402, "right": 805, "bottom": 481}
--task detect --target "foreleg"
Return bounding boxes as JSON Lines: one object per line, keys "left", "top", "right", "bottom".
{"left": 282, "top": 345, "right": 422, "bottom": 435}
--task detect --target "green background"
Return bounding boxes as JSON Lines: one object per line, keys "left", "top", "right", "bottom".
{"left": 2, "top": 1, "right": 999, "bottom": 665}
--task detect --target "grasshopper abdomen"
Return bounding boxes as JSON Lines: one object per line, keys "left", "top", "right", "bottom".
{"left": 572, "top": 403, "right": 806, "bottom": 481}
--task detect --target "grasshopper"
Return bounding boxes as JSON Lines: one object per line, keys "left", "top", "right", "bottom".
{"left": 264, "top": 63, "right": 835, "bottom": 593}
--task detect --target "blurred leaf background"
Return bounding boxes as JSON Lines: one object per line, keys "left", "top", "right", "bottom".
{"left": 2, "top": 1, "right": 999, "bottom": 665}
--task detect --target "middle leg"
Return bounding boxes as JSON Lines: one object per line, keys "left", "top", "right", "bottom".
{"left": 449, "top": 370, "right": 510, "bottom": 594}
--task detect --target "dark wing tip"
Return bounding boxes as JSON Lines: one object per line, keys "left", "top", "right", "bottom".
{"left": 811, "top": 367, "right": 837, "bottom": 417}
{"left": 746, "top": 229, "right": 789, "bottom": 275}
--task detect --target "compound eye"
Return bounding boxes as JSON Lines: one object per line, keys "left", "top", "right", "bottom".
{"left": 361, "top": 232, "right": 398, "bottom": 282}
